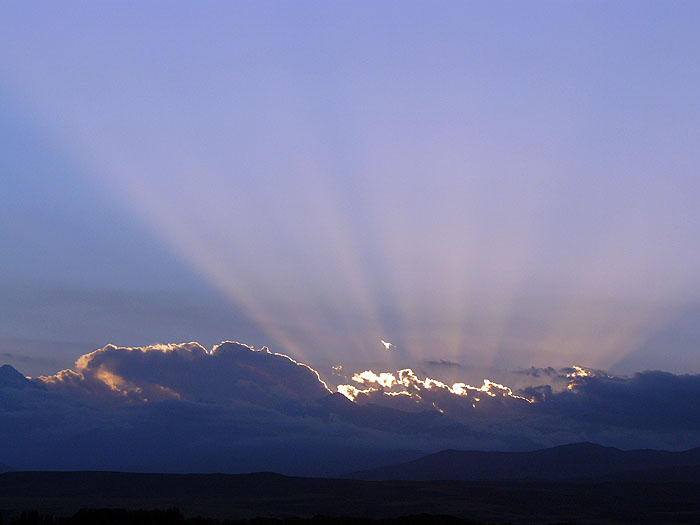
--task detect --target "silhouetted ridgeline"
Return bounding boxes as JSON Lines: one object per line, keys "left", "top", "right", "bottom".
{"left": 349, "top": 442, "right": 700, "bottom": 481}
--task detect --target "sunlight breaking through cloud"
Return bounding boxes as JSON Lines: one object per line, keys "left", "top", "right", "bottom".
{"left": 337, "top": 368, "right": 533, "bottom": 406}
{"left": 38, "top": 341, "right": 332, "bottom": 405}
{"left": 5, "top": 339, "right": 699, "bottom": 458}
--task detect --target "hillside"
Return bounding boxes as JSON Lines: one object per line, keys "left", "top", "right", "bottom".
{"left": 349, "top": 442, "right": 700, "bottom": 481}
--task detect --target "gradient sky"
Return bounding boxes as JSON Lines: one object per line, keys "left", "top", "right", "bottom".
{"left": 1, "top": 1, "right": 699, "bottom": 378}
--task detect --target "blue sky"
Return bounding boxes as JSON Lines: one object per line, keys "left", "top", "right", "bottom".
{"left": 1, "top": 1, "right": 699, "bottom": 377}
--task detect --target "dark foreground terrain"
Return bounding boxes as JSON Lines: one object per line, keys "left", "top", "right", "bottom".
{"left": 2, "top": 509, "right": 476, "bottom": 525}
{"left": 1, "top": 471, "right": 700, "bottom": 524}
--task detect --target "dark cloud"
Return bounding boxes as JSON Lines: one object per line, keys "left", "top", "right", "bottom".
{"left": 336, "top": 366, "right": 700, "bottom": 450}
{"left": 425, "top": 359, "right": 462, "bottom": 368}
{"left": 530, "top": 370, "right": 700, "bottom": 432}
{"left": 0, "top": 345, "right": 415, "bottom": 475}
{"left": 39, "top": 341, "right": 331, "bottom": 406}
{"left": 514, "top": 366, "right": 560, "bottom": 378}
{"left": 2, "top": 341, "right": 700, "bottom": 474}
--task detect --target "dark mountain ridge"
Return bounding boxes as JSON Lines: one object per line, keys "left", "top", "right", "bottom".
{"left": 349, "top": 441, "right": 700, "bottom": 481}
{"left": 0, "top": 364, "right": 36, "bottom": 389}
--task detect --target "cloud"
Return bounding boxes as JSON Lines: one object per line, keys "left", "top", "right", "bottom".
{"left": 38, "top": 341, "right": 331, "bottom": 407}
{"left": 511, "top": 365, "right": 608, "bottom": 392}
{"left": 425, "top": 359, "right": 462, "bottom": 368}
{"left": 1, "top": 343, "right": 427, "bottom": 475}
{"left": 529, "top": 370, "right": 700, "bottom": 432}
{"left": 3, "top": 341, "right": 700, "bottom": 474}
{"left": 337, "top": 368, "right": 532, "bottom": 419}
{"left": 336, "top": 366, "right": 700, "bottom": 450}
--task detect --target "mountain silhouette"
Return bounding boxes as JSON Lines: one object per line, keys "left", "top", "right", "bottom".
{"left": 348, "top": 442, "right": 700, "bottom": 481}
{"left": 0, "top": 364, "right": 36, "bottom": 390}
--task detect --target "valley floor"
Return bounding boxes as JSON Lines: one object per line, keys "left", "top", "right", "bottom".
{"left": 1, "top": 471, "right": 700, "bottom": 524}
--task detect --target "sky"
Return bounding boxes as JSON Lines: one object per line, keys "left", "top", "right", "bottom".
{"left": 1, "top": 2, "right": 699, "bottom": 384}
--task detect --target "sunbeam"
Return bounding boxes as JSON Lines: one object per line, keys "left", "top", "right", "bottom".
{"left": 1, "top": 2, "right": 698, "bottom": 375}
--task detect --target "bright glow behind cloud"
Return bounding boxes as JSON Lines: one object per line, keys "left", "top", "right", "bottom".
{"left": 39, "top": 341, "right": 332, "bottom": 405}
{"left": 9, "top": 341, "right": 700, "bottom": 458}
{"left": 337, "top": 368, "right": 533, "bottom": 410}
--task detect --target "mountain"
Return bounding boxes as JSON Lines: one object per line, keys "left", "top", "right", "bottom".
{"left": 0, "top": 463, "right": 12, "bottom": 473}
{"left": 348, "top": 442, "right": 700, "bottom": 481}
{"left": 0, "top": 364, "right": 35, "bottom": 390}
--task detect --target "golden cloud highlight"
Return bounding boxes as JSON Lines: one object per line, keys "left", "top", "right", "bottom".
{"left": 337, "top": 368, "right": 532, "bottom": 405}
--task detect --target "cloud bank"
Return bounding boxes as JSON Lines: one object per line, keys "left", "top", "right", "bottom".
{"left": 39, "top": 341, "right": 330, "bottom": 406}
{"left": 1, "top": 341, "right": 700, "bottom": 475}
{"left": 336, "top": 365, "right": 700, "bottom": 444}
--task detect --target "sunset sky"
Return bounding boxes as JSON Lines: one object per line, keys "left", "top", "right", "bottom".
{"left": 2, "top": 2, "right": 700, "bottom": 476}
{"left": 1, "top": 1, "right": 699, "bottom": 383}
